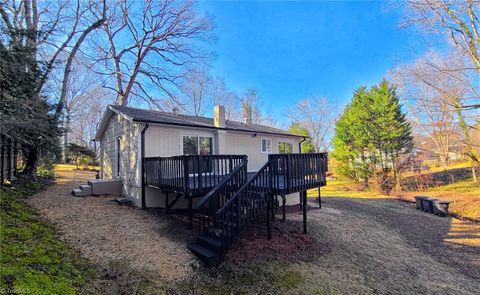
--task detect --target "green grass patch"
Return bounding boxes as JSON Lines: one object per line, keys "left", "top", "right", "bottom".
{"left": 173, "top": 260, "right": 305, "bottom": 294}
{"left": 308, "top": 179, "right": 388, "bottom": 199}
{"left": 0, "top": 180, "right": 96, "bottom": 295}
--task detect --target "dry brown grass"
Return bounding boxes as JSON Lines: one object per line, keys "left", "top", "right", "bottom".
{"left": 26, "top": 164, "right": 480, "bottom": 294}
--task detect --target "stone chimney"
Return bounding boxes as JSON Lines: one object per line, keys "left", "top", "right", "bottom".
{"left": 243, "top": 104, "right": 252, "bottom": 125}
{"left": 214, "top": 105, "right": 225, "bottom": 128}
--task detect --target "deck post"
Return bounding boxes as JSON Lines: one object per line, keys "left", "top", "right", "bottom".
{"left": 318, "top": 186, "right": 322, "bottom": 209}
{"left": 282, "top": 194, "right": 286, "bottom": 222}
{"left": 164, "top": 192, "right": 169, "bottom": 212}
{"left": 302, "top": 190, "right": 307, "bottom": 234}
{"left": 271, "top": 194, "right": 275, "bottom": 221}
{"left": 299, "top": 192, "right": 302, "bottom": 211}
{"left": 266, "top": 193, "right": 272, "bottom": 239}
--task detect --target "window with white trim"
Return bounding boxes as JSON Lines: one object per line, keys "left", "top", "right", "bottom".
{"left": 182, "top": 136, "right": 212, "bottom": 155}
{"left": 278, "top": 141, "right": 293, "bottom": 154}
{"left": 261, "top": 138, "right": 272, "bottom": 153}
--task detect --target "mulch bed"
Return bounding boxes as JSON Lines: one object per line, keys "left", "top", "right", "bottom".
{"left": 224, "top": 206, "right": 331, "bottom": 265}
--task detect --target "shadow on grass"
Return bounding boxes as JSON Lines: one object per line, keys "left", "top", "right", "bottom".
{"left": 318, "top": 197, "right": 480, "bottom": 280}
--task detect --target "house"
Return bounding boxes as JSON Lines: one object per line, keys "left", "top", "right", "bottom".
{"left": 93, "top": 104, "right": 307, "bottom": 208}
{"left": 86, "top": 104, "right": 327, "bottom": 265}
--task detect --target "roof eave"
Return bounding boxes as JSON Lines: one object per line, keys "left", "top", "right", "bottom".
{"left": 131, "top": 118, "right": 303, "bottom": 139}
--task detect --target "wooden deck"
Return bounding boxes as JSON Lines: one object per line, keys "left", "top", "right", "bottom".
{"left": 143, "top": 153, "right": 328, "bottom": 265}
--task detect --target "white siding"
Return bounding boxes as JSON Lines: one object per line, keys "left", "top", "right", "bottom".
{"left": 99, "top": 113, "right": 142, "bottom": 206}
{"left": 225, "top": 132, "right": 300, "bottom": 171}
{"left": 145, "top": 125, "right": 214, "bottom": 157}
{"left": 99, "top": 119, "right": 302, "bottom": 208}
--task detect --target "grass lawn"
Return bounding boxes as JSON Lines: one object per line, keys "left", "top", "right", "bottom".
{"left": 0, "top": 179, "right": 96, "bottom": 295}
{"left": 401, "top": 179, "right": 480, "bottom": 221}
{"left": 309, "top": 179, "right": 388, "bottom": 199}
{"left": 308, "top": 161, "right": 480, "bottom": 221}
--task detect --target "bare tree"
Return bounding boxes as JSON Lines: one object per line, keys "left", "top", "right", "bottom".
{"left": 390, "top": 51, "right": 472, "bottom": 167}
{"left": 403, "top": 0, "right": 480, "bottom": 72}
{"left": 0, "top": 0, "right": 106, "bottom": 112}
{"left": 287, "top": 96, "right": 336, "bottom": 152}
{"left": 402, "top": 0, "right": 480, "bottom": 109}
{"left": 48, "top": 56, "right": 112, "bottom": 160}
{"left": 179, "top": 68, "right": 211, "bottom": 116}
{"left": 93, "top": 0, "right": 213, "bottom": 107}
{"left": 209, "top": 76, "right": 239, "bottom": 120}
{"left": 239, "top": 89, "right": 265, "bottom": 124}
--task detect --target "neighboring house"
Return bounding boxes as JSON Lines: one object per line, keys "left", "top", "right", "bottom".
{"left": 94, "top": 105, "right": 305, "bottom": 208}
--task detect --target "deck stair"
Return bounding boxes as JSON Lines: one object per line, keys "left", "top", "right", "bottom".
{"left": 72, "top": 179, "right": 122, "bottom": 197}
{"left": 188, "top": 161, "right": 271, "bottom": 266}
{"left": 144, "top": 153, "right": 328, "bottom": 266}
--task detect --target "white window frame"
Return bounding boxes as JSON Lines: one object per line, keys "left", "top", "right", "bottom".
{"left": 181, "top": 134, "right": 214, "bottom": 156}
{"left": 181, "top": 133, "right": 214, "bottom": 177}
{"left": 261, "top": 138, "right": 272, "bottom": 154}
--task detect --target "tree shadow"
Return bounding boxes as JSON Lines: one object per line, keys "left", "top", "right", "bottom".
{"left": 319, "top": 197, "right": 480, "bottom": 280}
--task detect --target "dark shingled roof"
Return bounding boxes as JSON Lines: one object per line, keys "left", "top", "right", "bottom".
{"left": 110, "top": 105, "right": 301, "bottom": 138}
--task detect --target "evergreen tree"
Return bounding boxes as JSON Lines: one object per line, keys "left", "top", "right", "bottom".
{"left": 331, "top": 80, "right": 412, "bottom": 192}
{"left": 288, "top": 123, "right": 315, "bottom": 153}
{"left": 0, "top": 36, "right": 61, "bottom": 176}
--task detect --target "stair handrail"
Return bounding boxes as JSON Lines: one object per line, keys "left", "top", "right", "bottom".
{"left": 214, "top": 161, "right": 272, "bottom": 251}
{"left": 196, "top": 158, "right": 248, "bottom": 209}
{"left": 196, "top": 157, "right": 248, "bottom": 236}
{"left": 215, "top": 161, "right": 270, "bottom": 216}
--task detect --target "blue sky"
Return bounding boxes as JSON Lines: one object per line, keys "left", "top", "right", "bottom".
{"left": 198, "top": 1, "right": 425, "bottom": 125}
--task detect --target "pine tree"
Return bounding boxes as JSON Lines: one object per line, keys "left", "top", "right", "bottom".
{"left": 288, "top": 123, "right": 315, "bottom": 153}
{"left": 331, "top": 80, "right": 412, "bottom": 192}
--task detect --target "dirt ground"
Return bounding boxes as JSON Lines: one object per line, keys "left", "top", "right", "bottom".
{"left": 28, "top": 166, "right": 480, "bottom": 294}
{"left": 28, "top": 166, "right": 197, "bottom": 283}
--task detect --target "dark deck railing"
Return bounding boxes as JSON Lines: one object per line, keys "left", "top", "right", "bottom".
{"left": 196, "top": 160, "right": 248, "bottom": 236}
{"left": 144, "top": 155, "right": 247, "bottom": 197}
{"left": 269, "top": 153, "right": 327, "bottom": 194}
{"left": 214, "top": 161, "right": 272, "bottom": 253}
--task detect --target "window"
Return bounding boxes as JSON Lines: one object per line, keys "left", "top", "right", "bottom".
{"left": 183, "top": 135, "right": 213, "bottom": 174}
{"left": 278, "top": 142, "right": 293, "bottom": 154}
{"left": 183, "top": 136, "right": 212, "bottom": 155}
{"left": 261, "top": 138, "right": 272, "bottom": 153}
{"left": 116, "top": 137, "right": 121, "bottom": 177}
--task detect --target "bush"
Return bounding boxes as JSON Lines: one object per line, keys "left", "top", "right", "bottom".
{"left": 66, "top": 143, "right": 96, "bottom": 170}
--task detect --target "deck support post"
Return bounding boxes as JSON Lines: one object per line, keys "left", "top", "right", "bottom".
{"left": 318, "top": 186, "right": 322, "bottom": 209}
{"left": 266, "top": 193, "right": 272, "bottom": 239}
{"left": 188, "top": 198, "right": 193, "bottom": 230}
{"left": 299, "top": 192, "right": 302, "bottom": 211}
{"left": 281, "top": 195, "right": 286, "bottom": 222}
{"left": 302, "top": 190, "right": 307, "bottom": 234}
{"left": 164, "top": 192, "right": 169, "bottom": 212}
{"left": 272, "top": 194, "right": 275, "bottom": 221}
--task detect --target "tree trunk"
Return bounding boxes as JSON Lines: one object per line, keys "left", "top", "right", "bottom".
{"left": 472, "top": 166, "right": 477, "bottom": 183}
{"left": 22, "top": 146, "right": 38, "bottom": 177}
{"left": 62, "top": 110, "right": 70, "bottom": 163}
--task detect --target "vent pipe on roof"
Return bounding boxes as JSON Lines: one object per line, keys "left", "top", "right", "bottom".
{"left": 214, "top": 105, "right": 226, "bottom": 128}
